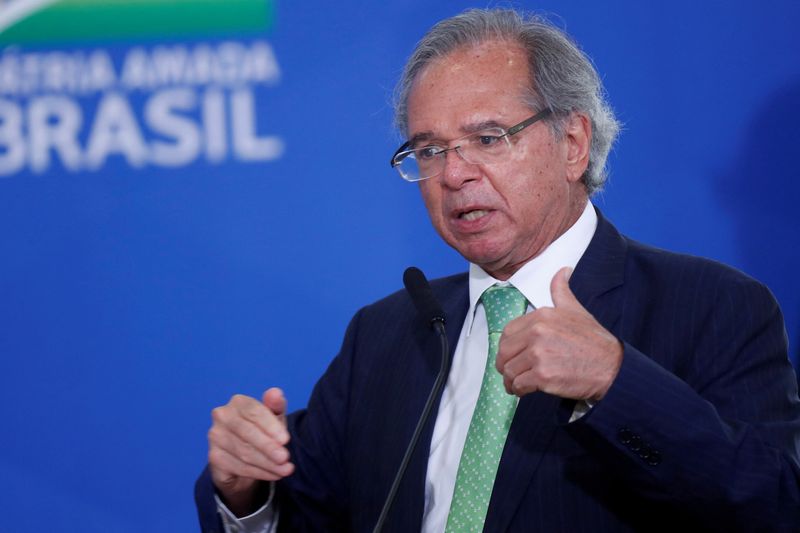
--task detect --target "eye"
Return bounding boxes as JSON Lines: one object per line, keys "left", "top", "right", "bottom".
{"left": 477, "top": 134, "right": 502, "bottom": 146}
{"left": 415, "top": 145, "right": 443, "bottom": 161}
{"left": 469, "top": 130, "right": 506, "bottom": 149}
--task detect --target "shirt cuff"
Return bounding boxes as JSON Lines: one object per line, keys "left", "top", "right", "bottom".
{"left": 214, "top": 482, "right": 278, "bottom": 533}
{"left": 569, "top": 399, "right": 595, "bottom": 423}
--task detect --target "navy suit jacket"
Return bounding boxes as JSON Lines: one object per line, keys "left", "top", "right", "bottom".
{"left": 196, "top": 211, "right": 800, "bottom": 532}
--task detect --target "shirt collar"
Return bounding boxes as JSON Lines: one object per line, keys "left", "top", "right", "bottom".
{"left": 465, "top": 201, "right": 598, "bottom": 336}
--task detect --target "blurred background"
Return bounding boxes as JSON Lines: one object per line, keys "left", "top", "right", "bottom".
{"left": 0, "top": 1, "right": 797, "bottom": 530}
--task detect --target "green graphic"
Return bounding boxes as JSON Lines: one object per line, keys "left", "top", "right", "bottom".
{"left": 0, "top": 0, "right": 274, "bottom": 44}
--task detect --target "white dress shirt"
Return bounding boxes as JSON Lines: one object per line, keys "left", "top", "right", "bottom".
{"left": 218, "top": 202, "right": 598, "bottom": 532}
{"left": 420, "top": 201, "right": 597, "bottom": 532}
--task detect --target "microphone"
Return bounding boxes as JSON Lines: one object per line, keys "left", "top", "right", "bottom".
{"left": 373, "top": 267, "right": 451, "bottom": 533}
{"left": 403, "top": 266, "right": 446, "bottom": 330}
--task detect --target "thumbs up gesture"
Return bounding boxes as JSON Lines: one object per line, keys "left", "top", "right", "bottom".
{"left": 495, "top": 267, "right": 623, "bottom": 401}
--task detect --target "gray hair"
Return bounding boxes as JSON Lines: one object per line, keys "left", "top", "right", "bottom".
{"left": 394, "top": 9, "right": 620, "bottom": 194}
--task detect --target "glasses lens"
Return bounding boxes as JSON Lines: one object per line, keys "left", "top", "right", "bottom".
{"left": 458, "top": 130, "right": 509, "bottom": 165}
{"left": 396, "top": 150, "right": 434, "bottom": 182}
{"left": 392, "top": 128, "right": 511, "bottom": 182}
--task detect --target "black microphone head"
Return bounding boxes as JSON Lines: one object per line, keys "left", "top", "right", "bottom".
{"left": 403, "top": 267, "right": 446, "bottom": 327}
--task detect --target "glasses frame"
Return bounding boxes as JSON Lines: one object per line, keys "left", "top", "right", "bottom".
{"left": 390, "top": 108, "right": 553, "bottom": 182}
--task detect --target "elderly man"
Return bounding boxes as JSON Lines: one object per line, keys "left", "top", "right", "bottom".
{"left": 195, "top": 8, "right": 800, "bottom": 532}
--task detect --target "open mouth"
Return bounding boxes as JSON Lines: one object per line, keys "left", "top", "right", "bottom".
{"left": 459, "top": 209, "right": 490, "bottom": 221}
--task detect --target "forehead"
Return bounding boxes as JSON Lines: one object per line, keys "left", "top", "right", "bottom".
{"left": 406, "top": 40, "right": 532, "bottom": 137}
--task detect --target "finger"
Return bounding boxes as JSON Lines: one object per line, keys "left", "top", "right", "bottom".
{"left": 509, "top": 369, "right": 540, "bottom": 397}
{"left": 495, "top": 336, "right": 521, "bottom": 373}
{"left": 503, "top": 374, "right": 514, "bottom": 395}
{"left": 503, "top": 371, "right": 537, "bottom": 396}
{"left": 499, "top": 311, "right": 532, "bottom": 337}
{"left": 262, "top": 388, "right": 290, "bottom": 444}
{"left": 213, "top": 412, "right": 291, "bottom": 467}
{"left": 263, "top": 387, "right": 288, "bottom": 418}
{"left": 495, "top": 314, "right": 541, "bottom": 372}
{"left": 550, "top": 266, "right": 578, "bottom": 308}
{"left": 499, "top": 350, "right": 537, "bottom": 394}
{"left": 501, "top": 365, "right": 518, "bottom": 395}
{"left": 212, "top": 397, "right": 288, "bottom": 457}
{"left": 499, "top": 352, "right": 533, "bottom": 384}
{"left": 210, "top": 444, "right": 294, "bottom": 482}
{"left": 208, "top": 432, "right": 294, "bottom": 481}
{"left": 230, "top": 394, "right": 289, "bottom": 443}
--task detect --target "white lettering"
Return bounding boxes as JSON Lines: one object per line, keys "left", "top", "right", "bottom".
{"left": 185, "top": 44, "right": 212, "bottom": 85}
{"left": 0, "top": 49, "right": 115, "bottom": 96}
{"left": 120, "top": 41, "right": 280, "bottom": 91}
{"left": 202, "top": 87, "right": 226, "bottom": 163}
{"left": 231, "top": 88, "right": 283, "bottom": 161}
{"left": 214, "top": 42, "right": 248, "bottom": 85}
{"left": 0, "top": 83, "right": 282, "bottom": 175}
{"left": 146, "top": 88, "right": 201, "bottom": 167}
{"left": 85, "top": 50, "right": 116, "bottom": 92}
{"left": 0, "top": 50, "right": 20, "bottom": 94}
{"left": 28, "top": 95, "right": 82, "bottom": 173}
{"left": 120, "top": 47, "right": 148, "bottom": 90}
{"left": 40, "top": 52, "right": 75, "bottom": 93}
{"left": 19, "top": 53, "right": 42, "bottom": 94}
{"left": 85, "top": 92, "right": 147, "bottom": 169}
{"left": 0, "top": 98, "right": 25, "bottom": 176}
{"left": 243, "top": 42, "right": 280, "bottom": 84}
{"left": 151, "top": 46, "right": 188, "bottom": 87}
{"left": 1, "top": 41, "right": 282, "bottom": 96}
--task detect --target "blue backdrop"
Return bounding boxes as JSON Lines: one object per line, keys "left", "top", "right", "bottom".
{"left": 0, "top": 1, "right": 798, "bottom": 530}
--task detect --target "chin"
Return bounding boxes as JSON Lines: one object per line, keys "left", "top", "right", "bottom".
{"left": 442, "top": 229, "right": 511, "bottom": 266}
{"left": 455, "top": 245, "right": 507, "bottom": 271}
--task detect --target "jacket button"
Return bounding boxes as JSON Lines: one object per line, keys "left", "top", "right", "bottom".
{"left": 628, "top": 435, "right": 642, "bottom": 452}
{"left": 638, "top": 446, "right": 652, "bottom": 460}
{"left": 647, "top": 450, "right": 662, "bottom": 466}
{"left": 618, "top": 428, "right": 633, "bottom": 444}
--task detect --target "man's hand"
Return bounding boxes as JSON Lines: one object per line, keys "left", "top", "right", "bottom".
{"left": 495, "top": 267, "right": 623, "bottom": 401}
{"left": 207, "top": 387, "right": 294, "bottom": 516}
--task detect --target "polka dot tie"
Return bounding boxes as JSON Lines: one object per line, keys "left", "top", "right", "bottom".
{"left": 445, "top": 284, "right": 528, "bottom": 532}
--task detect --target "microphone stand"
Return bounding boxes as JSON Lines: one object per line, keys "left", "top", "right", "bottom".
{"left": 373, "top": 268, "right": 451, "bottom": 533}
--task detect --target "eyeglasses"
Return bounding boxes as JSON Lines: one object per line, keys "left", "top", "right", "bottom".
{"left": 390, "top": 108, "right": 552, "bottom": 182}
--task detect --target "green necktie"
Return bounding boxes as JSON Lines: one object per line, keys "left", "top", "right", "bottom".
{"left": 445, "top": 284, "right": 528, "bottom": 532}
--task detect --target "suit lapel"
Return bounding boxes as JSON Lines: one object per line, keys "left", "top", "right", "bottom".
{"left": 390, "top": 275, "right": 470, "bottom": 532}
{"left": 485, "top": 208, "right": 628, "bottom": 531}
{"left": 570, "top": 208, "right": 627, "bottom": 327}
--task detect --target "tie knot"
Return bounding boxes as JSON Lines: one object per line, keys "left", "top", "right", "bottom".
{"left": 481, "top": 284, "right": 528, "bottom": 334}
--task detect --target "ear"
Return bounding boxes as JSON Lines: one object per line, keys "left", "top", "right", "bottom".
{"left": 564, "top": 112, "right": 592, "bottom": 183}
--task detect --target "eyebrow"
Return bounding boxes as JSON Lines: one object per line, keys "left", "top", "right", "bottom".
{"left": 407, "top": 132, "right": 435, "bottom": 147}
{"left": 407, "top": 119, "right": 508, "bottom": 146}
{"left": 462, "top": 119, "right": 507, "bottom": 133}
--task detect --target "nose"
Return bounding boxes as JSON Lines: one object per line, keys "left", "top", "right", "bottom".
{"left": 439, "top": 146, "right": 480, "bottom": 189}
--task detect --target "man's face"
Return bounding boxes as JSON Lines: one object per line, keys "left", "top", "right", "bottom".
{"left": 406, "top": 40, "right": 590, "bottom": 280}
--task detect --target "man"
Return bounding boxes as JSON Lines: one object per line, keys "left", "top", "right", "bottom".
{"left": 196, "top": 8, "right": 800, "bottom": 532}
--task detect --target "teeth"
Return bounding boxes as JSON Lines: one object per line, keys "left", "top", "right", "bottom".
{"left": 461, "top": 209, "right": 488, "bottom": 221}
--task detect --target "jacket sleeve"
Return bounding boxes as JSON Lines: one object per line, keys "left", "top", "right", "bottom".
{"left": 194, "top": 307, "right": 366, "bottom": 532}
{"left": 570, "top": 275, "right": 800, "bottom": 531}
{"left": 271, "top": 307, "right": 367, "bottom": 532}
